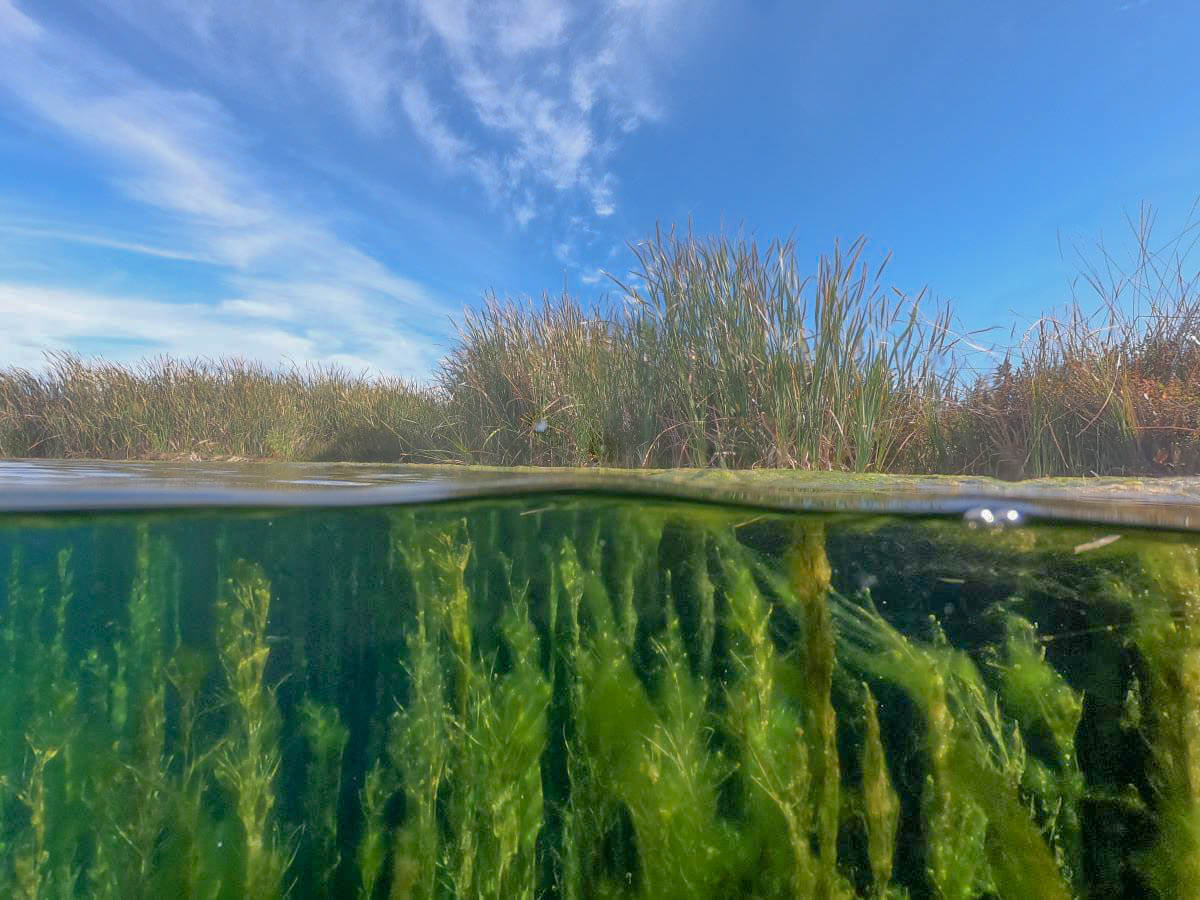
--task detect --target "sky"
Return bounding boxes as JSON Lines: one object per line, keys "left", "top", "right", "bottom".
{"left": 0, "top": 0, "right": 1198, "bottom": 379}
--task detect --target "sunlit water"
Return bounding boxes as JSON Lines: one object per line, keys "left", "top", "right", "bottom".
{"left": 2, "top": 461, "right": 1200, "bottom": 898}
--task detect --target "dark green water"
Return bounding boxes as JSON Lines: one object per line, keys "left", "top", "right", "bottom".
{"left": 4, "top": 463, "right": 1200, "bottom": 898}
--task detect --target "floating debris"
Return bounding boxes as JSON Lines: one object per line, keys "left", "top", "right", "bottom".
{"left": 1073, "top": 534, "right": 1122, "bottom": 554}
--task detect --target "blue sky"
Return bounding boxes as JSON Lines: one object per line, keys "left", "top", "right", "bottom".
{"left": 1, "top": 0, "right": 1197, "bottom": 378}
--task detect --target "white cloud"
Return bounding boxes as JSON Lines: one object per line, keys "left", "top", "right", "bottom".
{"left": 0, "top": 0, "right": 715, "bottom": 375}
{"left": 0, "top": 223, "right": 212, "bottom": 263}
{"left": 0, "top": 284, "right": 310, "bottom": 369}
{"left": 0, "top": 0, "right": 39, "bottom": 41}
{"left": 497, "top": 0, "right": 570, "bottom": 55}
{"left": 590, "top": 173, "right": 616, "bottom": 216}
{"left": 400, "top": 80, "right": 472, "bottom": 167}
{"left": 413, "top": 0, "right": 703, "bottom": 221}
{"left": 79, "top": 0, "right": 710, "bottom": 227}
{"left": 0, "top": 37, "right": 269, "bottom": 234}
{"left": 412, "top": 0, "right": 474, "bottom": 51}
{"left": 0, "top": 281, "right": 443, "bottom": 378}
{"left": 0, "top": 4, "right": 452, "bottom": 376}
{"left": 218, "top": 298, "right": 295, "bottom": 320}
{"left": 514, "top": 200, "right": 536, "bottom": 227}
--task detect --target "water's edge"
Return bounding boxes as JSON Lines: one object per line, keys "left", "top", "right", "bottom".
{"left": 4, "top": 459, "right": 1200, "bottom": 531}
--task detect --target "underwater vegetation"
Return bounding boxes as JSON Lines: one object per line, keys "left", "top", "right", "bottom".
{"left": 0, "top": 495, "right": 1198, "bottom": 897}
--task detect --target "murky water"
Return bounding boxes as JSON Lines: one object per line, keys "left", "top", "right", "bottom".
{"left": 2, "top": 462, "right": 1200, "bottom": 898}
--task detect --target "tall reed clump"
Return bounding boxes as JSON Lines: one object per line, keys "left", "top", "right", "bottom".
{"left": 931, "top": 204, "right": 1200, "bottom": 477}
{"left": 440, "top": 229, "right": 959, "bottom": 470}
{"left": 5, "top": 209, "right": 1200, "bottom": 476}
{"left": 0, "top": 353, "right": 447, "bottom": 462}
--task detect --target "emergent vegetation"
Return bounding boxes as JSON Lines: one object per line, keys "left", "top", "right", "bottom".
{"left": 3, "top": 208, "right": 1199, "bottom": 476}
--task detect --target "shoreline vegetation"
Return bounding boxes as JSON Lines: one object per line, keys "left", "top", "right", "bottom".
{"left": 4, "top": 211, "right": 1200, "bottom": 479}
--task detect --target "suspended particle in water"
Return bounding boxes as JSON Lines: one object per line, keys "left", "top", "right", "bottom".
{"left": 855, "top": 571, "right": 878, "bottom": 594}
{"left": 963, "top": 505, "right": 1025, "bottom": 529}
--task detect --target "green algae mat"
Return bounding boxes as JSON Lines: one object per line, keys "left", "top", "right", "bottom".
{"left": 4, "top": 463, "right": 1200, "bottom": 897}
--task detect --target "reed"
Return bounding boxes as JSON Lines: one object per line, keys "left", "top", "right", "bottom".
{"left": 0, "top": 353, "right": 447, "bottom": 462}
{"left": 438, "top": 229, "right": 957, "bottom": 470}
{"left": 3, "top": 210, "right": 1200, "bottom": 476}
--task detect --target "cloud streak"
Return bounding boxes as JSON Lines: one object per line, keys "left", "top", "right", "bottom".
{"left": 405, "top": 0, "right": 694, "bottom": 222}
{"left": 0, "top": 1, "right": 712, "bottom": 374}
{"left": 0, "top": 281, "right": 443, "bottom": 376}
{"left": 0, "top": 1, "right": 453, "bottom": 376}
{"left": 91, "top": 0, "right": 704, "bottom": 225}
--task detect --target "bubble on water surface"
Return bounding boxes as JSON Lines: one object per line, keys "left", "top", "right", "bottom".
{"left": 963, "top": 505, "right": 1026, "bottom": 528}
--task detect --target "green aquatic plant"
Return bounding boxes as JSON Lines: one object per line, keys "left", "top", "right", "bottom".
{"left": 568, "top": 540, "right": 738, "bottom": 897}
{"left": 390, "top": 601, "right": 446, "bottom": 898}
{"left": 215, "top": 559, "right": 288, "bottom": 899}
{"left": 357, "top": 753, "right": 397, "bottom": 899}
{"left": 7, "top": 496, "right": 1200, "bottom": 898}
{"left": 784, "top": 523, "right": 841, "bottom": 895}
{"left": 859, "top": 683, "right": 900, "bottom": 897}
{"left": 983, "top": 608, "right": 1085, "bottom": 887}
{"left": 719, "top": 539, "right": 822, "bottom": 896}
{"left": 88, "top": 529, "right": 178, "bottom": 896}
{"left": 0, "top": 547, "right": 81, "bottom": 897}
{"left": 725, "top": 522, "right": 848, "bottom": 895}
{"left": 384, "top": 517, "right": 551, "bottom": 899}
{"left": 299, "top": 699, "right": 349, "bottom": 893}
{"left": 1118, "top": 541, "right": 1200, "bottom": 898}
{"left": 831, "top": 591, "right": 1071, "bottom": 899}
{"left": 463, "top": 589, "right": 550, "bottom": 897}
{"left": 160, "top": 644, "right": 221, "bottom": 900}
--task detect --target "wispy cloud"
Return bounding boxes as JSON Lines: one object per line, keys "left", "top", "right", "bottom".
{"left": 0, "top": 282, "right": 442, "bottom": 375}
{"left": 495, "top": 0, "right": 569, "bottom": 55}
{"left": 0, "top": 283, "right": 316, "bottom": 369}
{"left": 399, "top": 80, "right": 471, "bottom": 167}
{"left": 405, "top": 0, "right": 697, "bottom": 223}
{"left": 0, "top": 1, "right": 453, "bottom": 376}
{"left": 0, "top": 0, "right": 712, "bottom": 373}
{"left": 0, "top": 0, "right": 38, "bottom": 41}
{"left": 90, "top": 0, "right": 706, "bottom": 226}
{"left": 0, "top": 223, "right": 213, "bottom": 263}
{"left": 590, "top": 173, "right": 616, "bottom": 217}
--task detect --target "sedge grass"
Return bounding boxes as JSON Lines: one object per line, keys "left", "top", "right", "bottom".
{"left": 3, "top": 210, "right": 1200, "bottom": 476}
